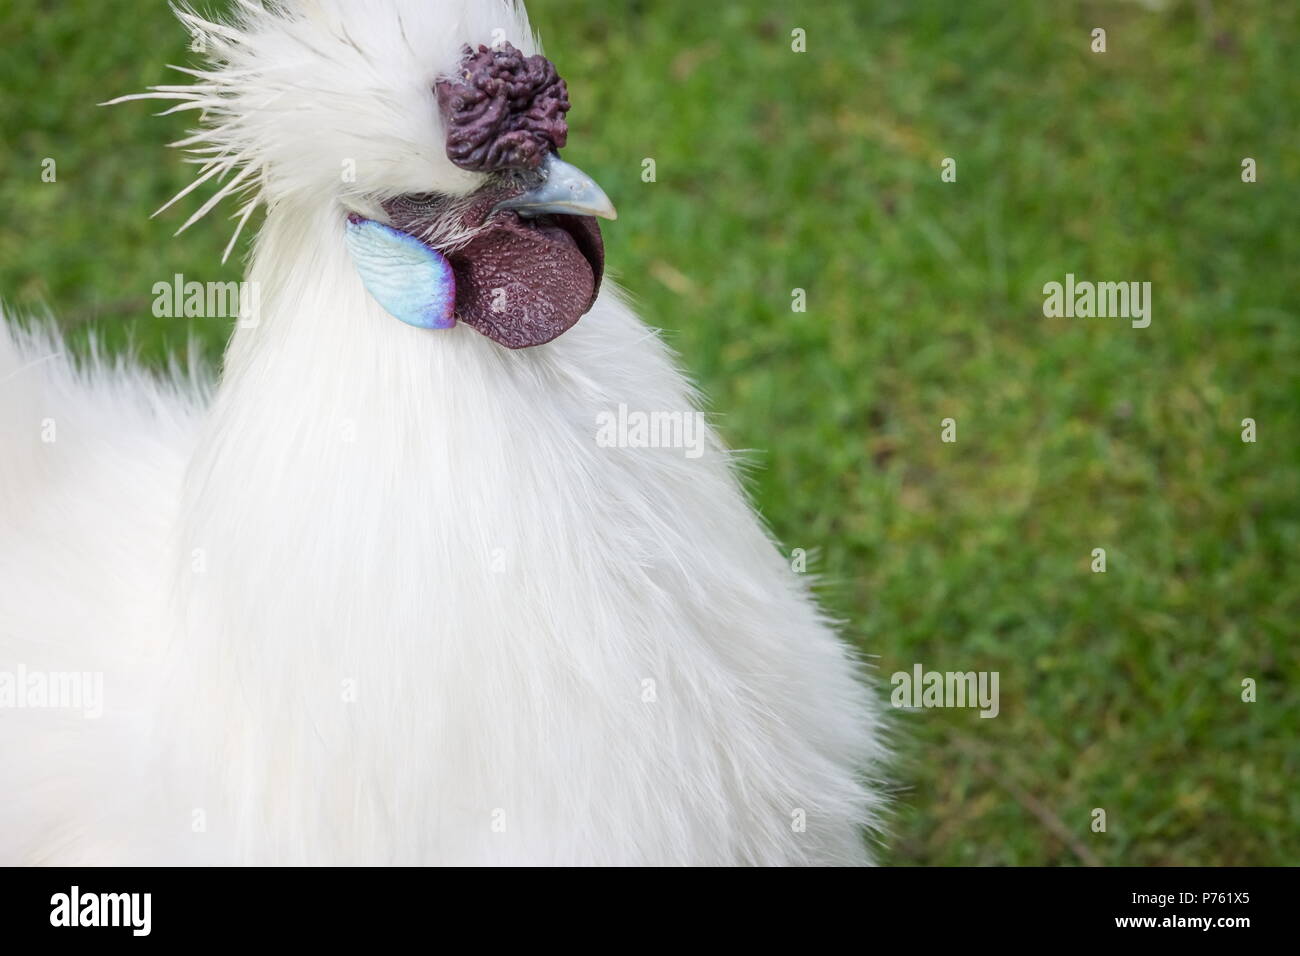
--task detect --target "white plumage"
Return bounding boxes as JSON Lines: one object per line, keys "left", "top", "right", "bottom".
{"left": 0, "top": 0, "right": 885, "bottom": 865}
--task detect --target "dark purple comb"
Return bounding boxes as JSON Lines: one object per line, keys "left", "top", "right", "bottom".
{"left": 435, "top": 42, "right": 569, "bottom": 173}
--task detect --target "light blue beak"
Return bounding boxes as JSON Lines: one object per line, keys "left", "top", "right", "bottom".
{"left": 492, "top": 154, "right": 617, "bottom": 221}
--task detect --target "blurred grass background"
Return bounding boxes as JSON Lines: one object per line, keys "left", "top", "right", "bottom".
{"left": 1, "top": 0, "right": 1296, "bottom": 864}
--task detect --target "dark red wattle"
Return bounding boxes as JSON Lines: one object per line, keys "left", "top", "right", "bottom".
{"left": 447, "top": 212, "right": 603, "bottom": 349}
{"left": 382, "top": 189, "right": 604, "bottom": 350}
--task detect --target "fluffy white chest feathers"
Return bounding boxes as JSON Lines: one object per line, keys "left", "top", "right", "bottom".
{"left": 146, "top": 203, "right": 882, "bottom": 864}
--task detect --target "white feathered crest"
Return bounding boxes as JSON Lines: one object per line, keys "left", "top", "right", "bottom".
{"left": 105, "top": 0, "right": 539, "bottom": 261}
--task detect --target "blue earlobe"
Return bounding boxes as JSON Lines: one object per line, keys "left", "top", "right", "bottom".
{"left": 344, "top": 215, "right": 456, "bottom": 330}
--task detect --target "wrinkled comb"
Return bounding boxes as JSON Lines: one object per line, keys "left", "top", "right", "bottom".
{"left": 435, "top": 42, "right": 569, "bottom": 173}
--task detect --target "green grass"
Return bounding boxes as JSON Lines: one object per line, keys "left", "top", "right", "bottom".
{"left": 2, "top": 0, "right": 1297, "bottom": 865}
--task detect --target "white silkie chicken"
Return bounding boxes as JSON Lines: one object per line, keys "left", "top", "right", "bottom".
{"left": 0, "top": 0, "right": 885, "bottom": 865}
